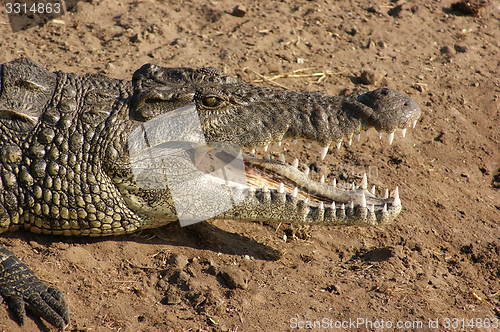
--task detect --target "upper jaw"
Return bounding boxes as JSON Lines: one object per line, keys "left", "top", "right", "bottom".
{"left": 226, "top": 88, "right": 421, "bottom": 151}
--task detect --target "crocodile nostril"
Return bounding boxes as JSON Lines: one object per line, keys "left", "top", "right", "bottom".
{"left": 404, "top": 102, "right": 408, "bottom": 106}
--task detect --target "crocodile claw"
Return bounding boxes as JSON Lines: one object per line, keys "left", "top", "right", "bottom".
{"left": 0, "top": 246, "right": 70, "bottom": 330}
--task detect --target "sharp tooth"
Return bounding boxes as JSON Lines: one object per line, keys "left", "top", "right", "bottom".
{"left": 341, "top": 203, "right": 345, "bottom": 210}
{"left": 361, "top": 193, "right": 366, "bottom": 208}
{"left": 278, "top": 141, "right": 282, "bottom": 146}
{"left": 332, "top": 178, "right": 337, "bottom": 187}
{"left": 412, "top": 120, "right": 417, "bottom": 128}
{"left": 341, "top": 182, "right": 346, "bottom": 189}
{"left": 278, "top": 182, "right": 285, "bottom": 193}
{"left": 388, "top": 132, "right": 394, "bottom": 145}
{"left": 291, "top": 187, "right": 298, "bottom": 198}
{"left": 383, "top": 188, "right": 389, "bottom": 199}
{"left": 356, "top": 133, "right": 361, "bottom": 141}
{"left": 365, "top": 129, "right": 369, "bottom": 136}
{"left": 265, "top": 153, "right": 270, "bottom": 160}
{"left": 304, "top": 197, "right": 309, "bottom": 204}
{"left": 350, "top": 201, "right": 354, "bottom": 209}
{"left": 382, "top": 203, "right": 387, "bottom": 213}
{"left": 293, "top": 139, "right": 298, "bottom": 144}
{"left": 336, "top": 141, "right": 342, "bottom": 149}
{"left": 262, "top": 184, "right": 269, "bottom": 192}
{"left": 306, "top": 141, "right": 312, "bottom": 149}
{"left": 392, "top": 186, "right": 401, "bottom": 206}
{"left": 264, "top": 145, "right": 269, "bottom": 152}
{"left": 292, "top": 158, "right": 299, "bottom": 168}
{"left": 361, "top": 173, "right": 367, "bottom": 189}
{"left": 319, "top": 202, "right": 324, "bottom": 209}
{"left": 378, "top": 131, "right": 383, "bottom": 139}
{"left": 251, "top": 148, "right": 255, "bottom": 154}
{"left": 369, "top": 204, "right": 374, "bottom": 213}
{"left": 348, "top": 139, "right": 352, "bottom": 146}
{"left": 320, "top": 175, "right": 325, "bottom": 183}
{"left": 304, "top": 168, "right": 310, "bottom": 176}
{"left": 370, "top": 185, "right": 376, "bottom": 195}
{"left": 331, "top": 201, "right": 336, "bottom": 209}
{"left": 279, "top": 154, "right": 286, "bottom": 163}
{"left": 320, "top": 146, "right": 329, "bottom": 160}
{"left": 401, "top": 128, "right": 407, "bottom": 138}
{"left": 351, "top": 182, "right": 356, "bottom": 190}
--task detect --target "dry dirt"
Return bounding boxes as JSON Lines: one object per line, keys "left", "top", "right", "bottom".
{"left": 1, "top": 0, "right": 500, "bottom": 331}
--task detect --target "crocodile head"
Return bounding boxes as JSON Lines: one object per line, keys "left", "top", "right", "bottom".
{"left": 122, "top": 64, "right": 420, "bottom": 227}
{"left": 0, "top": 58, "right": 420, "bottom": 236}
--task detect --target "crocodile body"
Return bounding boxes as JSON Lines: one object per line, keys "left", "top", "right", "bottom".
{"left": 0, "top": 57, "right": 420, "bottom": 330}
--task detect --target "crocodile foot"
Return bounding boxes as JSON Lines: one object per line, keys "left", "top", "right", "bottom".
{"left": 0, "top": 246, "right": 70, "bottom": 331}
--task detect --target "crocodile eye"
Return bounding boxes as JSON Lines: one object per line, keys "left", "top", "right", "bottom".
{"left": 202, "top": 96, "right": 221, "bottom": 107}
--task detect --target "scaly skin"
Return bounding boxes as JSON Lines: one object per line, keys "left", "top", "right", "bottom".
{"left": 0, "top": 57, "right": 420, "bottom": 330}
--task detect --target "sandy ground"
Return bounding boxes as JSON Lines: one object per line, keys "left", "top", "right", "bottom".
{"left": 0, "top": 0, "right": 499, "bottom": 331}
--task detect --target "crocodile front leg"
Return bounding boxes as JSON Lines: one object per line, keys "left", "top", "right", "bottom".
{"left": 0, "top": 246, "right": 70, "bottom": 330}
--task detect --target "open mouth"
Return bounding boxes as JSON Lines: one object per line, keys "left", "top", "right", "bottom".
{"left": 230, "top": 121, "right": 418, "bottom": 225}
{"left": 186, "top": 117, "right": 418, "bottom": 226}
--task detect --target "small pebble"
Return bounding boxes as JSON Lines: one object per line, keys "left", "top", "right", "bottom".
{"left": 232, "top": 5, "right": 247, "bottom": 17}
{"left": 414, "top": 243, "right": 424, "bottom": 252}
{"left": 454, "top": 44, "right": 468, "bottom": 53}
{"left": 360, "top": 70, "right": 383, "bottom": 85}
{"left": 129, "top": 33, "right": 142, "bottom": 43}
{"left": 414, "top": 84, "right": 424, "bottom": 92}
{"left": 388, "top": 4, "right": 404, "bottom": 17}
{"left": 105, "top": 62, "right": 115, "bottom": 73}
{"left": 440, "top": 45, "right": 455, "bottom": 55}
{"left": 219, "top": 266, "right": 248, "bottom": 289}
{"left": 367, "top": 5, "right": 381, "bottom": 14}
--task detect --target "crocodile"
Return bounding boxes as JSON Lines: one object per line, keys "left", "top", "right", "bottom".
{"left": 0, "top": 57, "right": 420, "bottom": 330}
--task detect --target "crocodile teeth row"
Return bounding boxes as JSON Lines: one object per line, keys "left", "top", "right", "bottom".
{"left": 257, "top": 180, "right": 401, "bottom": 208}
{"left": 256, "top": 119, "right": 417, "bottom": 157}
{"left": 326, "top": 122, "right": 418, "bottom": 157}
{"left": 320, "top": 124, "right": 415, "bottom": 160}
{"left": 247, "top": 183, "right": 401, "bottom": 225}
{"left": 257, "top": 184, "right": 399, "bottom": 208}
